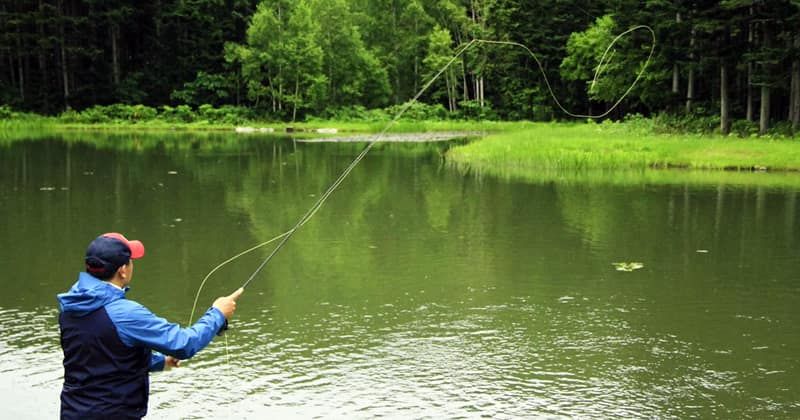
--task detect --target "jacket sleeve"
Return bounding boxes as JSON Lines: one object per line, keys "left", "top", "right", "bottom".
{"left": 150, "top": 352, "right": 166, "bottom": 372}
{"left": 105, "top": 299, "right": 227, "bottom": 360}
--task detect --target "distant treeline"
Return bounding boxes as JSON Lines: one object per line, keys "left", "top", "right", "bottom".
{"left": 1, "top": 1, "right": 799, "bottom": 133}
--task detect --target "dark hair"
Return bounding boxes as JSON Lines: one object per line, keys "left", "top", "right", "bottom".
{"left": 85, "top": 236, "right": 133, "bottom": 279}
{"left": 85, "top": 256, "right": 127, "bottom": 279}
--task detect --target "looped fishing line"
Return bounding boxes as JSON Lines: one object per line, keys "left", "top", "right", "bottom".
{"left": 188, "top": 25, "right": 656, "bottom": 325}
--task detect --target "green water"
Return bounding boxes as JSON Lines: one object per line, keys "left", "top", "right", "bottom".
{"left": 1, "top": 133, "right": 799, "bottom": 418}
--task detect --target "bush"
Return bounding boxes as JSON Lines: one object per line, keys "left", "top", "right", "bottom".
{"left": 312, "top": 105, "right": 389, "bottom": 121}
{"left": 455, "top": 100, "right": 497, "bottom": 121}
{"left": 385, "top": 101, "right": 448, "bottom": 120}
{"left": 56, "top": 104, "right": 157, "bottom": 123}
{"left": 105, "top": 104, "right": 157, "bottom": 121}
{"left": 128, "top": 105, "right": 158, "bottom": 121}
{"left": 76, "top": 105, "right": 112, "bottom": 123}
{"left": 197, "top": 104, "right": 254, "bottom": 124}
{"left": 731, "top": 119, "right": 758, "bottom": 137}
{"left": 58, "top": 109, "right": 81, "bottom": 123}
{"left": 651, "top": 113, "right": 719, "bottom": 134}
{"left": 159, "top": 105, "right": 196, "bottom": 122}
{"left": 0, "top": 105, "right": 15, "bottom": 119}
{"left": 621, "top": 113, "right": 654, "bottom": 133}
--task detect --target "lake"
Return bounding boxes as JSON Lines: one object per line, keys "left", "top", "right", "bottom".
{"left": 1, "top": 132, "right": 799, "bottom": 418}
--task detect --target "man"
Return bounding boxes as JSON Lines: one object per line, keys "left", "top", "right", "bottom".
{"left": 57, "top": 232, "right": 243, "bottom": 419}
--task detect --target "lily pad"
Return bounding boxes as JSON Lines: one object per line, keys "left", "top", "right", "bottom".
{"left": 612, "top": 262, "right": 644, "bottom": 272}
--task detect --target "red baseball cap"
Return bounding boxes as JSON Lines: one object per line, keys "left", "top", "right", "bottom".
{"left": 101, "top": 232, "right": 145, "bottom": 259}
{"left": 85, "top": 232, "right": 145, "bottom": 278}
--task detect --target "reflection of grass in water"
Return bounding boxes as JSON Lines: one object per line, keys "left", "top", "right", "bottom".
{"left": 0, "top": 122, "right": 474, "bottom": 158}
{"left": 0, "top": 127, "right": 290, "bottom": 153}
{"left": 450, "top": 165, "right": 800, "bottom": 190}
{"left": 0, "top": 118, "right": 520, "bottom": 140}
{"left": 448, "top": 123, "right": 800, "bottom": 173}
{"left": 0, "top": 120, "right": 57, "bottom": 142}
{"left": 299, "top": 139, "right": 458, "bottom": 159}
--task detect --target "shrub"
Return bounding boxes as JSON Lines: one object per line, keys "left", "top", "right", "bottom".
{"left": 731, "top": 119, "right": 759, "bottom": 137}
{"left": 128, "top": 104, "right": 157, "bottom": 121}
{"left": 312, "top": 105, "right": 389, "bottom": 121}
{"left": 0, "top": 105, "right": 14, "bottom": 119}
{"left": 621, "top": 113, "right": 654, "bottom": 133}
{"left": 385, "top": 101, "right": 448, "bottom": 120}
{"left": 455, "top": 100, "right": 497, "bottom": 121}
{"left": 159, "top": 105, "right": 196, "bottom": 122}
{"left": 55, "top": 104, "right": 157, "bottom": 123}
{"left": 197, "top": 104, "right": 254, "bottom": 124}
{"left": 651, "top": 113, "right": 719, "bottom": 134}
{"left": 77, "top": 106, "right": 112, "bottom": 123}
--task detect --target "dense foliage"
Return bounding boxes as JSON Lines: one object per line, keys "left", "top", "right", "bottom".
{"left": 1, "top": 1, "right": 799, "bottom": 132}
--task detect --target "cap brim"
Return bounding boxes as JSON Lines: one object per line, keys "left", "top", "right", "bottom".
{"left": 128, "top": 240, "right": 145, "bottom": 259}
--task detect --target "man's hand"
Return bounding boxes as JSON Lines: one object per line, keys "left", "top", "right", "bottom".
{"left": 212, "top": 287, "right": 244, "bottom": 320}
{"left": 165, "top": 356, "right": 181, "bottom": 369}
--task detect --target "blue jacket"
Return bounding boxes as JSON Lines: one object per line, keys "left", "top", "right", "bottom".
{"left": 57, "top": 272, "right": 226, "bottom": 419}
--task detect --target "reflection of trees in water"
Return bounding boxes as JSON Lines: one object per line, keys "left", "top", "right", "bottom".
{"left": 222, "top": 141, "right": 528, "bottom": 316}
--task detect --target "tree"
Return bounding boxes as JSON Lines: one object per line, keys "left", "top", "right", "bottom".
{"left": 311, "top": 0, "right": 390, "bottom": 109}
{"left": 283, "top": 0, "right": 325, "bottom": 120}
{"left": 560, "top": 14, "right": 663, "bottom": 115}
{"left": 423, "top": 25, "right": 458, "bottom": 111}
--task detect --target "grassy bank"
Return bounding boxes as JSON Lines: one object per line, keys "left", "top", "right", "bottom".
{"left": 447, "top": 122, "right": 800, "bottom": 174}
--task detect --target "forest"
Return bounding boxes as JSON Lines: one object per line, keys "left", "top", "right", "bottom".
{"left": 1, "top": 1, "right": 799, "bottom": 134}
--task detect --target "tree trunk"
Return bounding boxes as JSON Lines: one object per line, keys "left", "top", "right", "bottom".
{"left": 413, "top": 15, "right": 420, "bottom": 96}
{"left": 111, "top": 24, "right": 120, "bottom": 86}
{"left": 8, "top": 55, "right": 16, "bottom": 93}
{"left": 746, "top": 7, "right": 754, "bottom": 121}
{"left": 58, "top": 0, "right": 70, "bottom": 110}
{"left": 760, "top": 86, "right": 771, "bottom": 135}
{"left": 414, "top": 54, "right": 419, "bottom": 96}
{"left": 461, "top": 57, "right": 468, "bottom": 101}
{"left": 445, "top": 70, "right": 453, "bottom": 112}
{"left": 16, "top": 24, "right": 25, "bottom": 101}
{"left": 292, "top": 75, "right": 299, "bottom": 122}
{"left": 686, "top": 26, "right": 696, "bottom": 113}
{"left": 672, "top": 63, "right": 679, "bottom": 94}
{"left": 746, "top": 61, "right": 754, "bottom": 121}
{"left": 720, "top": 61, "right": 730, "bottom": 135}
{"left": 479, "top": 76, "right": 485, "bottom": 108}
{"left": 473, "top": 77, "right": 478, "bottom": 105}
{"left": 790, "top": 34, "right": 800, "bottom": 133}
{"left": 759, "top": 26, "right": 771, "bottom": 135}
{"left": 672, "top": 12, "right": 681, "bottom": 95}
{"left": 38, "top": 0, "right": 49, "bottom": 109}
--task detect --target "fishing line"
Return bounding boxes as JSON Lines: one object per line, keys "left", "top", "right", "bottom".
{"left": 188, "top": 25, "right": 656, "bottom": 325}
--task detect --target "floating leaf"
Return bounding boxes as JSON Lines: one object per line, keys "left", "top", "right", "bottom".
{"left": 612, "top": 262, "right": 644, "bottom": 272}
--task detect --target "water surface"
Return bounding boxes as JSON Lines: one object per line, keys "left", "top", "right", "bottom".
{"left": 1, "top": 133, "right": 799, "bottom": 418}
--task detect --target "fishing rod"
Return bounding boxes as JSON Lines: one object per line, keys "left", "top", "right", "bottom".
{"left": 189, "top": 26, "right": 656, "bottom": 324}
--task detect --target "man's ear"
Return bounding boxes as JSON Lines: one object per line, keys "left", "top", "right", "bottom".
{"left": 117, "top": 264, "right": 127, "bottom": 279}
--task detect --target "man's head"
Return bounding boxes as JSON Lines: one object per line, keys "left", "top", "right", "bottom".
{"left": 85, "top": 233, "right": 145, "bottom": 284}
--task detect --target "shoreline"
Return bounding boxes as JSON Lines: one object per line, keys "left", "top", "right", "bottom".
{"left": 5, "top": 119, "right": 800, "bottom": 175}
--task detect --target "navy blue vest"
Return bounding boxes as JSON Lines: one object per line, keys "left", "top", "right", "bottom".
{"left": 59, "top": 306, "right": 150, "bottom": 419}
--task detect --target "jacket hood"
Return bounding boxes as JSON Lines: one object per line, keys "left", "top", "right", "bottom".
{"left": 57, "top": 272, "right": 127, "bottom": 316}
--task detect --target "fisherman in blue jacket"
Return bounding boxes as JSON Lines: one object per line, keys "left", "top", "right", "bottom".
{"left": 57, "top": 232, "right": 243, "bottom": 419}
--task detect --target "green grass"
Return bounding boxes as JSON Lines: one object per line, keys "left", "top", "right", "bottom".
{"left": 447, "top": 122, "right": 800, "bottom": 172}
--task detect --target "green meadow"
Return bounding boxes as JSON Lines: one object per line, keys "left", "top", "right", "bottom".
{"left": 447, "top": 122, "right": 800, "bottom": 173}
